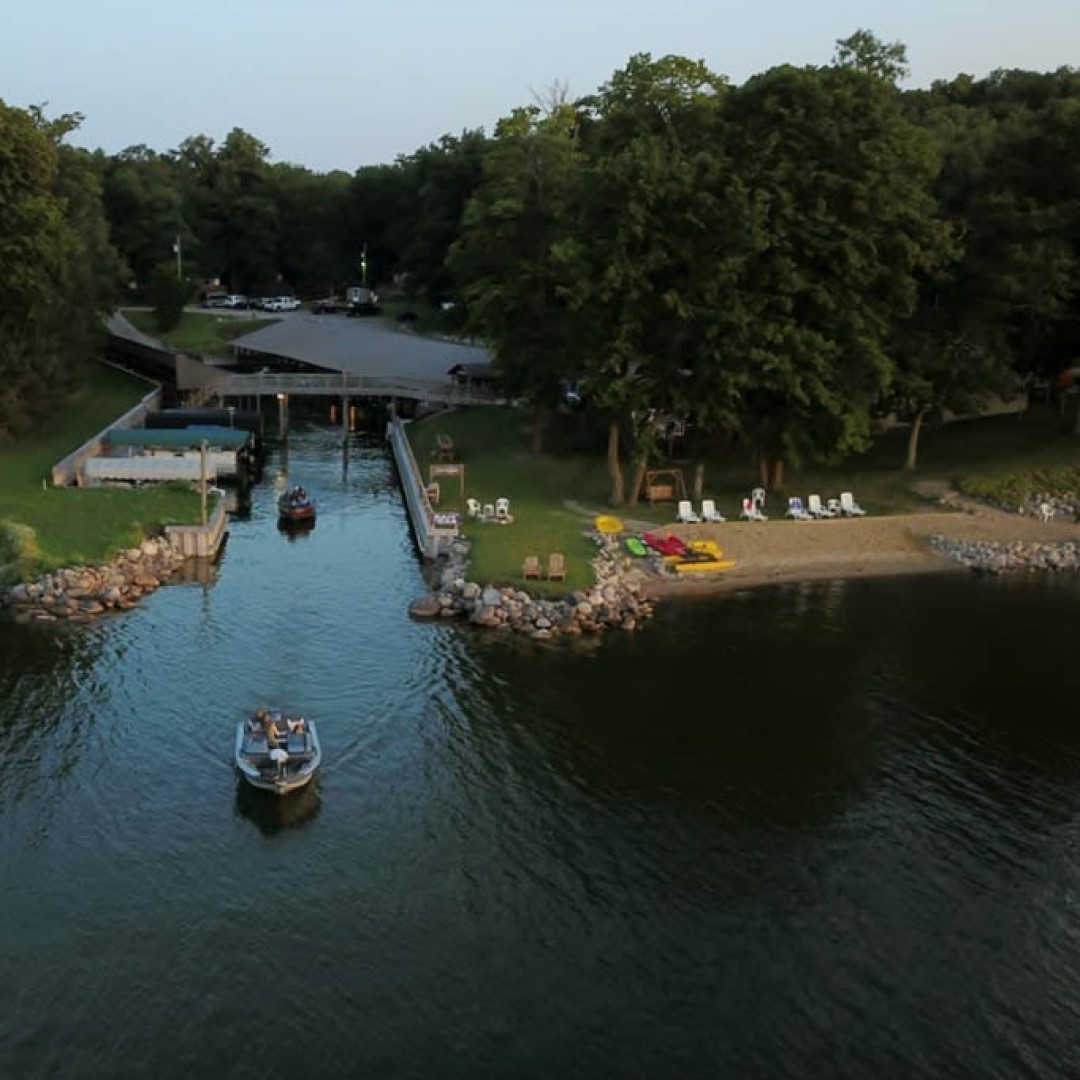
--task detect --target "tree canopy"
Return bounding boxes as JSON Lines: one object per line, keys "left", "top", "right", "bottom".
{"left": 3, "top": 33, "right": 1080, "bottom": 479}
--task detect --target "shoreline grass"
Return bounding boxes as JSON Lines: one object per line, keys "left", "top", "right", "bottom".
{"left": 121, "top": 309, "right": 280, "bottom": 355}
{"left": 408, "top": 404, "right": 1080, "bottom": 589}
{"left": 0, "top": 365, "right": 201, "bottom": 582}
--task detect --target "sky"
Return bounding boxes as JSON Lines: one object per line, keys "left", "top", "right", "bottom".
{"left": 2, "top": 0, "right": 1076, "bottom": 173}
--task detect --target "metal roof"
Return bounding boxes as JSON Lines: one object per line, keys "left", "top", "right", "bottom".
{"left": 106, "top": 427, "right": 250, "bottom": 449}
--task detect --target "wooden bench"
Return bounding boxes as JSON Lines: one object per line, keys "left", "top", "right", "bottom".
{"left": 646, "top": 484, "right": 675, "bottom": 504}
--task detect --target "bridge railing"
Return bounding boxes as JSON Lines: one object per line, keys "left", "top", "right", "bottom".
{"left": 208, "top": 371, "right": 500, "bottom": 405}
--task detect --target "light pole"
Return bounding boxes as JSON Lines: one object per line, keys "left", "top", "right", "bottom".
{"left": 173, "top": 235, "right": 183, "bottom": 281}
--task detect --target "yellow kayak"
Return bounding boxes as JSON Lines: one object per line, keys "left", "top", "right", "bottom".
{"left": 674, "top": 557, "right": 736, "bottom": 574}
{"left": 672, "top": 540, "right": 735, "bottom": 573}
{"left": 595, "top": 514, "right": 624, "bottom": 534}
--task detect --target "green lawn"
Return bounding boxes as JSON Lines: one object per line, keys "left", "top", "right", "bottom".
{"left": 121, "top": 309, "right": 280, "bottom": 355}
{"left": 0, "top": 365, "right": 201, "bottom": 581}
{"left": 379, "top": 297, "right": 464, "bottom": 337}
{"left": 409, "top": 403, "right": 1080, "bottom": 589}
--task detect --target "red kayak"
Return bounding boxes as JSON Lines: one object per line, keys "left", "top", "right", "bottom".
{"left": 643, "top": 532, "right": 689, "bottom": 557}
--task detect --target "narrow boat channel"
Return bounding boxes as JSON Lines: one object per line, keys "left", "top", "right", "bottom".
{"left": 3, "top": 426, "right": 1080, "bottom": 1079}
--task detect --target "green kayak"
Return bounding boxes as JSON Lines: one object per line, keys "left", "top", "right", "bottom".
{"left": 625, "top": 537, "right": 648, "bottom": 557}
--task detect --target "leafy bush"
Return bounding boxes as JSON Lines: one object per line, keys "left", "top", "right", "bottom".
{"left": 0, "top": 520, "right": 39, "bottom": 583}
{"left": 959, "top": 465, "right": 1080, "bottom": 509}
{"left": 149, "top": 262, "right": 190, "bottom": 332}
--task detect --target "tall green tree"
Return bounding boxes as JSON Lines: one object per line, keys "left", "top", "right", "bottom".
{"left": 102, "top": 145, "right": 187, "bottom": 292}
{"left": 0, "top": 103, "right": 122, "bottom": 438}
{"left": 450, "top": 105, "right": 584, "bottom": 453}
{"left": 565, "top": 54, "right": 733, "bottom": 504}
{"left": 722, "top": 60, "right": 947, "bottom": 485}
{"left": 399, "top": 130, "right": 490, "bottom": 302}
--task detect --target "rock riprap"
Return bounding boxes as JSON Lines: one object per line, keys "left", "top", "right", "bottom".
{"left": 411, "top": 533, "right": 655, "bottom": 637}
{"left": 1, "top": 540, "right": 185, "bottom": 623}
{"left": 930, "top": 535, "right": 1080, "bottom": 573}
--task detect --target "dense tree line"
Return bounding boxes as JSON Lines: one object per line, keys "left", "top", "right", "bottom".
{"left": 0, "top": 105, "right": 122, "bottom": 438}
{"left": 2, "top": 32, "right": 1079, "bottom": 486}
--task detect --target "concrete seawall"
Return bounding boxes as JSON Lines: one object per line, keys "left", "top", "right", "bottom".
{"left": 387, "top": 417, "right": 459, "bottom": 560}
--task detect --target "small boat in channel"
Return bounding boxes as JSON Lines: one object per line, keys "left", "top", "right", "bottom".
{"left": 277, "top": 485, "right": 316, "bottom": 524}
{"left": 235, "top": 710, "right": 322, "bottom": 795}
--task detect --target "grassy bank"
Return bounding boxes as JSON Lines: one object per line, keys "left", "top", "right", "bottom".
{"left": 408, "top": 403, "right": 1080, "bottom": 589}
{"left": 0, "top": 365, "right": 200, "bottom": 582}
{"left": 121, "top": 309, "right": 279, "bottom": 355}
{"left": 378, "top": 297, "right": 464, "bottom": 337}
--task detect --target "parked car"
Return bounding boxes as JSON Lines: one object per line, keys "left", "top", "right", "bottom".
{"left": 201, "top": 292, "right": 228, "bottom": 308}
{"left": 220, "top": 294, "right": 249, "bottom": 309}
{"left": 263, "top": 296, "right": 301, "bottom": 312}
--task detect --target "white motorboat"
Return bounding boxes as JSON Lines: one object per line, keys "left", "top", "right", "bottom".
{"left": 235, "top": 711, "right": 321, "bottom": 795}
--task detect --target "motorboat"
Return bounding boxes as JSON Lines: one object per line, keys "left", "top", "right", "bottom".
{"left": 235, "top": 711, "right": 322, "bottom": 795}
{"left": 278, "top": 485, "right": 316, "bottom": 523}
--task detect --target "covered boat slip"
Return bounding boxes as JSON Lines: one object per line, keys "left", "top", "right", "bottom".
{"left": 82, "top": 454, "right": 219, "bottom": 484}
{"left": 80, "top": 426, "right": 254, "bottom": 485}
{"left": 105, "top": 426, "right": 252, "bottom": 451}
{"left": 235, "top": 720, "right": 321, "bottom": 794}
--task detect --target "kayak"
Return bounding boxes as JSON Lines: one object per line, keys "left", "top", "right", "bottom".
{"left": 674, "top": 557, "right": 736, "bottom": 574}
{"left": 673, "top": 540, "right": 735, "bottom": 574}
{"left": 595, "top": 515, "right": 624, "bottom": 534}
{"left": 625, "top": 536, "right": 648, "bottom": 557}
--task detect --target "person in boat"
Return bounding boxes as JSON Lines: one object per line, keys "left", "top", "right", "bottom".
{"left": 287, "top": 716, "right": 306, "bottom": 734}
{"left": 249, "top": 708, "right": 269, "bottom": 736}
{"left": 265, "top": 713, "right": 284, "bottom": 748}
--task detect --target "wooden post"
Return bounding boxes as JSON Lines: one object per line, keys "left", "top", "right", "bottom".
{"left": 341, "top": 394, "right": 349, "bottom": 443}
{"left": 199, "top": 440, "right": 208, "bottom": 525}
{"left": 277, "top": 393, "right": 289, "bottom": 438}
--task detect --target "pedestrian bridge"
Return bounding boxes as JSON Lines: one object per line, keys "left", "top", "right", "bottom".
{"left": 181, "top": 364, "right": 502, "bottom": 407}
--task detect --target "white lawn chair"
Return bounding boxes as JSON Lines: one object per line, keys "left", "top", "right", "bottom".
{"left": 839, "top": 491, "right": 866, "bottom": 517}
{"left": 481, "top": 502, "right": 496, "bottom": 522}
{"left": 750, "top": 487, "right": 766, "bottom": 512}
{"left": 495, "top": 496, "right": 511, "bottom": 522}
{"left": 807, "top": 494, "right": 834, "bottom": 519}
{"left": 701, "top": 499, "right": 725, "bottom": 523}
{"left": 826, "top": 497, "right": 842, "bottom": 517}
{"left": 786, "top": 496, "right": 812, "bottom": 520}
{"left": 466, "top": 497, "right": 481, "bottom": 519}
{"left": 675, "top": 500, "right": 701, "bottom": 524}
{"left": 740, "top": 497, "right": 767, "bottom": 522}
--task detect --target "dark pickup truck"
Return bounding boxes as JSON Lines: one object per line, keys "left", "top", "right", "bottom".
{"left": 311, "top": 297, "right": 350, "bottom": 314}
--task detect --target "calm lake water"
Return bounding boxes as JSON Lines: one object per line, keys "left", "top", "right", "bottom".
{"left": 3, "top": 430, "right": 1080, "bottom": 1080}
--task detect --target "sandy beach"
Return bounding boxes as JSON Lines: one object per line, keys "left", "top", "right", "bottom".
{"left": 633, "top": 499, "right": 1080, "bottom": 596}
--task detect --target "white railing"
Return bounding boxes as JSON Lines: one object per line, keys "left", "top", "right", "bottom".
{"left": 207, "top": 370, "right": 499, "bottom": 406}
{"left": 387, "top": 417, "right": 459, "bottom": 559}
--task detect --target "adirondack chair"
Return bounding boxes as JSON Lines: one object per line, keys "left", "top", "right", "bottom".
{"left": 547, "top": 553, "right": 566, "bottom": 581}
{"left": 495, "top": 497, "right": 512, "bottom": 523}
{"left": 522, "top": 555, "right": 541, "bottom": 580}
{"left": 466, "top": 497, "right": 481, "bottom": 519}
